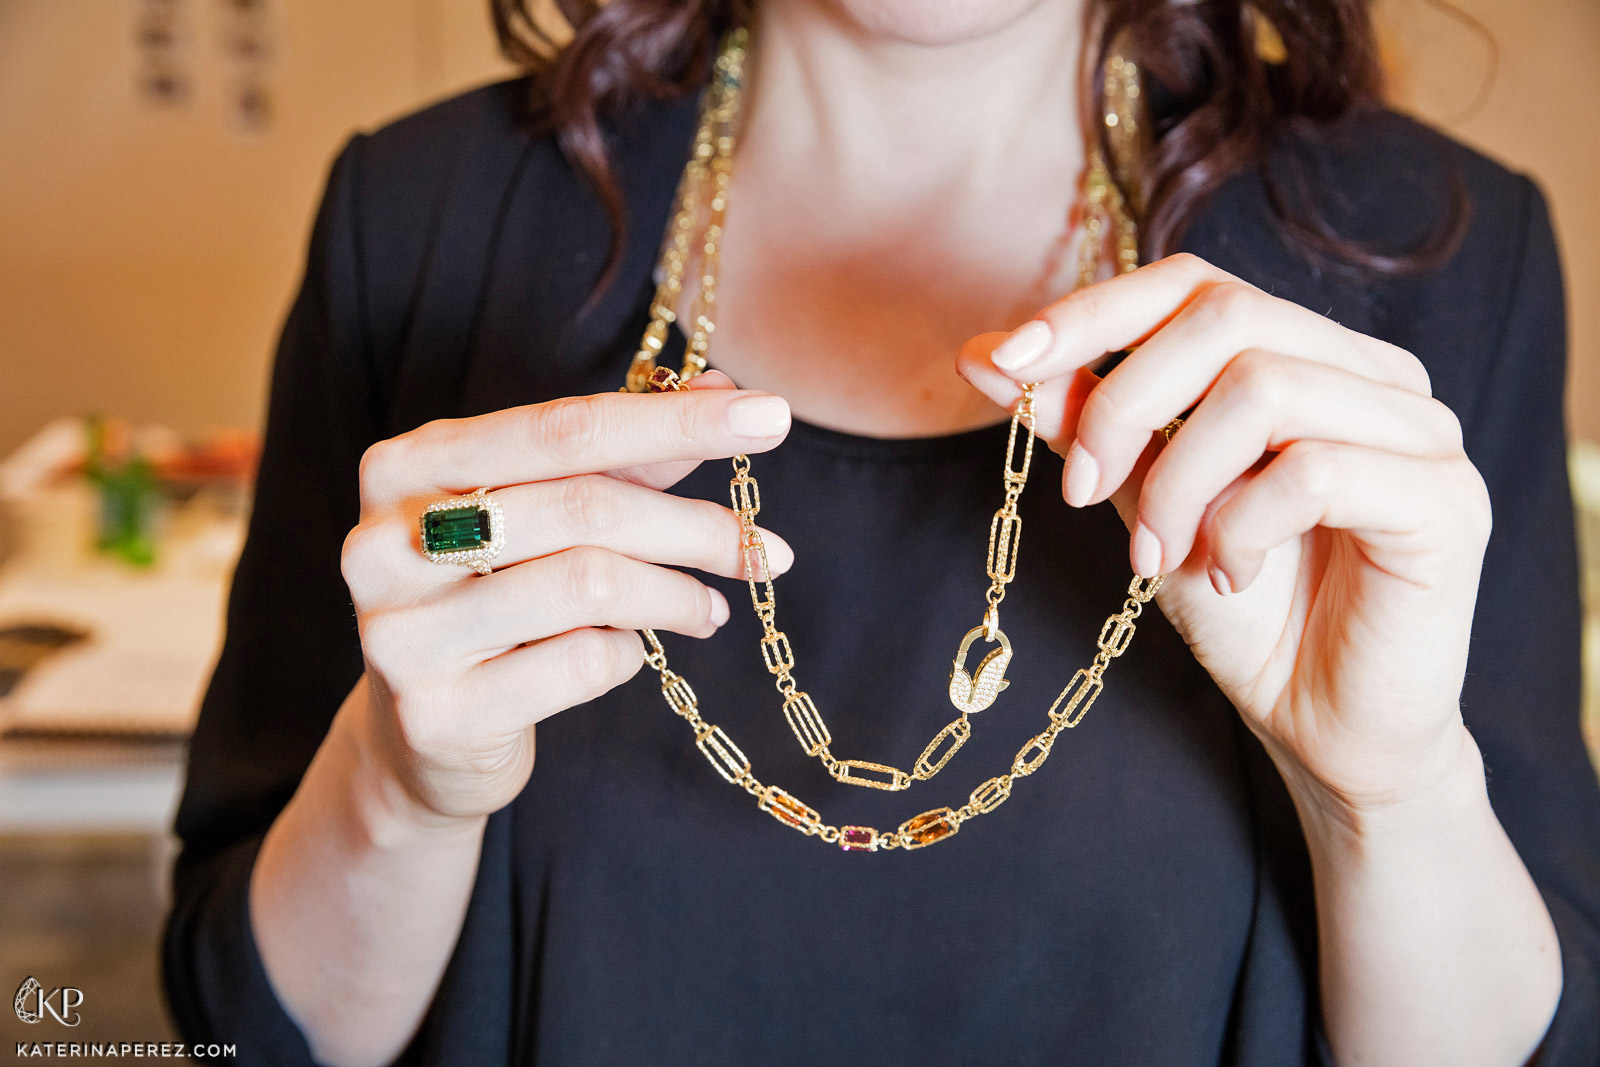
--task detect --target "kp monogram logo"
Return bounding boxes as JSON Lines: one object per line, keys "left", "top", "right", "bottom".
{"left": 13, "top": 976, "right": 84, "bottom": 1026}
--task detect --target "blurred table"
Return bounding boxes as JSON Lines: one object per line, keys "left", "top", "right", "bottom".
{"left": 0, "top": 418, "right": 248, "bottom": 833}
{"left": 0, "top": 746, "right": 187, "bottom": 833}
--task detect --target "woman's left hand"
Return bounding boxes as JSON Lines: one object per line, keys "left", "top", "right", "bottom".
{"left": 958, "top": 253, "right": 1493, "bottom": 818}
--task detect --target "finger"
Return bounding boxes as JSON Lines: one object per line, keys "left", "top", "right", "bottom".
{"left": 956, "top": 332, "right": 1084, "bottom": 443}
{"left": 1204, "top": 441, "right": 1491, "bottom": 594}
{"left": 346, "top": 474, "right": 795, "bottom": 605}
{"left": 984, "top": 253, "right": 1429, "bottom": 395}
{"left": 1072, "top": 299, "right": 1431, "bottom": 512}
{"left": 358, "top": 378, "right": 791, "bottom": 510}
{"left": 422, "top": 545, "right": 731, "bottom": 657}
{"left": 493, "top": 474, "right": 794, "bottom": 579}
{"left": 469, "top": 626, "right": 648, "bottom": 733}
{"left": 608, "top": 369, "right": 741, "bottom": 490}
{"left": 1132, "top": 353, "right": 1466, "bottom": 575}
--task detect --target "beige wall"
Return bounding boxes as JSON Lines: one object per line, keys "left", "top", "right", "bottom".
{"left": 0, "top": 0, "right": 514, "bottom": 458}
{"left": 0, "top": 0, "right": 1595, "bottom": 460}
{"left": 1379, "top": 0, "right": 1600, "bottom": 437}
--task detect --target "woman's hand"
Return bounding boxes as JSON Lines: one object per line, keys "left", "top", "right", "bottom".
{"left": 339, "top": 371, "right": 794, "bottom": 822}
{"left": 958, "top": 253, "right": 1492, "bottom": 821}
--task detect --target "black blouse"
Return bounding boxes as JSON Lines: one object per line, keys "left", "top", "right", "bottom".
{"left": 162, "top": 81, "right": 1600, "bottom": 1066}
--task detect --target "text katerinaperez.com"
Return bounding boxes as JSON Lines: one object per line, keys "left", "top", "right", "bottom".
{"left": 14, "top": 1041, "right": 238, "bottom": 1059}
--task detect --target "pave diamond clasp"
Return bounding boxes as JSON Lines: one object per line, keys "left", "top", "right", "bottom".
{"left": 948, "top": 623, "right": 1013, "bottom": 714}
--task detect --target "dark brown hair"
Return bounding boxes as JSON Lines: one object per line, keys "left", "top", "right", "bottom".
{"left": 491, "top": 0, "right": 1464, "bottom": 287}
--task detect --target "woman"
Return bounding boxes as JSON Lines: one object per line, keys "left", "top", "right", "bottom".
{"left": 162, "top": 1, "right": 1600, "bottom": 1064}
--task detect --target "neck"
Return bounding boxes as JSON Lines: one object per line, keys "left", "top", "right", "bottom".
{"left": 698, "top": 1, "right": 1094, "bottom": 439}
{"left": 741, "top": 1, "right": 1088, "bottom": 205}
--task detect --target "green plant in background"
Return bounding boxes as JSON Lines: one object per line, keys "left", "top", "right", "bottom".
{"left": 84, "top": 416, "right": 158, "bottom": 567}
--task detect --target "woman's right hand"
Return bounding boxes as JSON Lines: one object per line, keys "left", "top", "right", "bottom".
{"left": 338, "top": 370, "right": 794, "bottom": 823}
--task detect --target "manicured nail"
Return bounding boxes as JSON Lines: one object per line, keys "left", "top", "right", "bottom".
{"left": 727, "top": 394, "right": 790, "bottom": 437}
{"left": 1208, "top": 563, "right": 1233, "bottom": 596}
{"left": 1131, "top": 523, "right": 1163, "bottom": 578}
{"left": 709, "top": 588, "right": 730, "bottom": 627}
{"left": 992, "top": 319, "right": 1053, "bottom": 372}
{"left": 1064, "top": 443, "right": 1100, "bottom": 507}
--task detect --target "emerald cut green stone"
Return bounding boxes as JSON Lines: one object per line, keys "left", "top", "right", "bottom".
{"left": 424, "top": 505, "right": 492, "bottom": 553}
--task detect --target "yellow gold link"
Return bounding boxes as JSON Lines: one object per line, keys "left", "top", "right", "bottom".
{"left": 730, "top": 475, "right": 760, "bottom": 517}
{"left": 968, "top": 775, "right": 1013, "bottom": 814}
{"left": 760, "top": 631, "right": 795, "bottom": 675}
{"left": 913, "top": 717, "right": 971, "bottom": 780}
{"left": 742, "top": 535, "right": 773, "bottom": 580}
{"left": 782, "top": 691, "right": 831, "bottom": 756}
{"left": 1002, "top": 401, "right": 1037, "bottom": 486}
{"left": 660, "top": 671, "right": 698, "bottom": 717}
{"left": 758, "top": 785, "right": 820, "bottom": 834}
{"left": 1011, "top": 727, "right": 1061, "bottom": 778}
{"left": 747, "top": 576, "right": 776, "bottom": 617}
{"left": 1048, "top": 668, "right": 1104, "bottom": 729}
{"left": 696, "top": 724, "right": 751, "bottom": 784}
{"left": 1129, "top": 574, "right": 1164, "bottom": 602}
{"left": 986, "top": 511, "right": 1023, "bottom": 584}
{"left": 1096, "top": 611, "right": 1138, "bottom": 657}
{"left": 832, "top": 760, "right": 912, "bottom": 792}
{"left": 641, "top": 628, "right": 668, "bottom": 670}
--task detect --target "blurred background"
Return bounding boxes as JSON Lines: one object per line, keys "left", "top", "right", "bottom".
{"left": 1, "top": 0, "right": 1597, "bottom": 1048}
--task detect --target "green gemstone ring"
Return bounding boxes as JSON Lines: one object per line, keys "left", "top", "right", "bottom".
{"left": 419, "top": 488, "right": 505, "bottom": 576}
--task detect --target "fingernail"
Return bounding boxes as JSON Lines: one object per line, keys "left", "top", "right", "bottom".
{"left": 727, "top": 394, "right": 790, "bottom": 437}
{"left": 1208, "top": 563, "right": 1233, "bottom": 596}
{"left": 1132, "top": 523, "right": 1163, "bottom": 578}
{"left": 1064, "top": 443, "right": 1100, "bottom": 507}
{"left": 709, "top": 588, "right": 730, "bottom": 627}
{"left": 992, "top": 319, "right": 1053, "bottom": 372}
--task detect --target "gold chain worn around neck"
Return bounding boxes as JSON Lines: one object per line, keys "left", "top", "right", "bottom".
{"left": 625, "top": 28, "right": 1167, "bottom": 852}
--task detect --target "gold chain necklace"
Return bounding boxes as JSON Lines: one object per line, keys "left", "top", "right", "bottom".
{"left": 623, "top": 29, "right": 1164, "bottom": 852}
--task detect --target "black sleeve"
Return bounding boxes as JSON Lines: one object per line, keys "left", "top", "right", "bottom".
{"left": 1458, "top": 177, "right": 1600, "bottom": 1065}
{"left": 162, "top": 133, "right": 382, "bottom": 1064}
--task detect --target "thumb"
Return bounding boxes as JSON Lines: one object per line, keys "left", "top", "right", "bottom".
{"left": 686, "top": 368, "right": 738, "bottom": 391}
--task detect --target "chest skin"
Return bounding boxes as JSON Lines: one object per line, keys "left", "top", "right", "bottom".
{"left": 676, "top": 138, "right": 1089, "bottom": 440}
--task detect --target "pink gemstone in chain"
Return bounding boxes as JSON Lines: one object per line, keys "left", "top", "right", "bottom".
{"left": 839, "top": 826, "right": 878, "bottom": 852}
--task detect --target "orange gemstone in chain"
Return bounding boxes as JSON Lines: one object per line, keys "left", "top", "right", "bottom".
{"left": 900, "top": 808, "right": 960, "bottom": 850}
